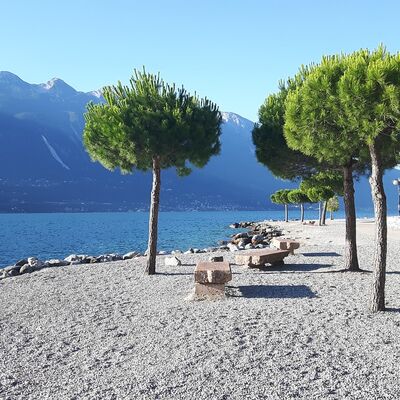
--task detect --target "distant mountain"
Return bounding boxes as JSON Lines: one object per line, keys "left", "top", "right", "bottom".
{"left": 0, "top": 71, "right": 398, "bottom": 213}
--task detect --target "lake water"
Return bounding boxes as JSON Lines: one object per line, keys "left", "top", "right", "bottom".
{"left": 0, "top": 209, "right": 377, "bottom": 268}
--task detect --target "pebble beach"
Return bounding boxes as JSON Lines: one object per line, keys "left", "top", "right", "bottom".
{"left": 1, "top": 218, "right": 400, "bottom": 399}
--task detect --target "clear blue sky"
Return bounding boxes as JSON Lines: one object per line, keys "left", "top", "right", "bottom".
{"left": 2, "top": 0, "right": 400, "bottom": 121}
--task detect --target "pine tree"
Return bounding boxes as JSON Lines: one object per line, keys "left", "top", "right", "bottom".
{"left": 83, "top": 69, "right": 222, "bottom": 275}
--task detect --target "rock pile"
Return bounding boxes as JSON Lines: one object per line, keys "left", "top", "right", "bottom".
{"left": 226, "top": 221, "right": 283, "bottom": 251}
{"left": 0, "top": 251, "right": 142, "bottom": 280}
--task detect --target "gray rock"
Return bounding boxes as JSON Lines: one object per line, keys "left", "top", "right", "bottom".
{"left": 252, "top": 234, "right": 265, "bottom": 245}
{"left": 4, "top": 265, "right": 20, "bottom": 277}
{"left": 245, "top": 243, "right": 253, "bottom": 250}
{"left": 227, "top": 243, "right": 239, "bottom": 252}
{"left": 209, "top": 256, "right": 224, "bottom": 262}
{"left": 46, "top": 259, "right": 69, "bottom": 267}
{"left": 184, "top": 248, "right": 194, "bottom": 254}
{"left": 15, "top": 259, "right": 28, "bottom": 267}
{"left": 109, "top": 253, "right": 123, "bottom": 261}
{"left": 234, "top": 232, "right": 249, "bottom": 240}
{"left": 171, "top": 250, "right": 182, "bottom": 255}
{"left": 165, "top": 256, "right": 182, "bottom": 267}
{"left": 158, "top": 250, "right": 168, "bottom": 255}
{"left": 19, "top": 264, "right": 34, "bottom": 274}
{"left": 64, "top": 254, "right": 80, "bottom": 263}
{"left": 96, "top": 254, "right": 114, "bottom": 263}
{"left": 28, "top": 257, "right": 44, "bottom": 269}
{"left": 70, "top": 260, "right": 81, "bottom": 265}
{"left": 123, "top": 251, "right": 139, "bottom": 260}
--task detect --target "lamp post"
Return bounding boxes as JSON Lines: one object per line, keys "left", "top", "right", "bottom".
{"left": 393, "top": 179, "right": 400, "bottom": 216}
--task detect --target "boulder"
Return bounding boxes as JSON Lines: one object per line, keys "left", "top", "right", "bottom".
{"left": 4, "top": 265, "right": 20, "bottom": 277}
{"left": 96, "top": 254, "right": 114, "bottom": 263}
{"left": 123, "top": 251, "right": 139, "bottom": 260}
{"left": 158, "top": 250, "right": 168, "bottom": 255}
{"left": 171, "top": 250, "right": 182, "bottom": 255}
{"left": 251, "top": 234, "right": 265, "bottom": 245}
{"left": 46, "top": 259, "right": 69, "bottom": 267}
{"left": 227, "top": 243, "right": 239, "bottom": 252}
{"left": 27, "top": 257, "right": 44, "bottom": 269}
{"left": 15, "top": 259, "right": 28, "bottom": 267}
{"left": 245, "top": 243, "right": 253, "bottom": 250}
{"left": 184, "top": 248, "right": 194, "bottom": 254}
{"left": 109, "top": 253, "right": 123, "bottom": 261}
{"left": 234, "top": 232, "right": 249, "bottom": 240}
{"left": 64, "top": 254, "right": 80, "bottom": 263}
{"left": 192, "top": 248, "right": 202, "bottom": 254}
{"left": 19, "top": 264, "right": 34, "bottom": 274}
{"left": 229, "top": 223, "right": 239, "bottom": 229}
{"left": 165, "top": 256, "right": 181, "bottom": 267}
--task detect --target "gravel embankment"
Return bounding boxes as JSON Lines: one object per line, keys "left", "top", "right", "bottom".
{"left": 1, "top": 219, "right": 400, "bottom": 399}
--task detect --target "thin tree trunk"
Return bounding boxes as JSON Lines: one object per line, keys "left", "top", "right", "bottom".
{"left": 146, "top": 156, "right": 161, "bottom": 275}
{"left": 300, "top": 203, "right": 304, "bottom": 223}
{"left": 369, "top": 141, "right": 387, "bottom": 312}
{"left": 318, "top": 202, "right": 322, "bottom": 226}
{"left": 284, "top": 204, "right": 288, "bottom": 222}
{"left": 343, "top": 164, "right": 360, "bottom": 271}
{"left": 321, "top": 200, "right": 328, "bottom": 225}
{"left": 330, "top": 210, "right": 333, "bottom": 220}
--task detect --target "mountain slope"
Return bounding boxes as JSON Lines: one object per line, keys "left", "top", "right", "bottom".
{"left": 0, "top": 71, "right": 398, "bottom": 213}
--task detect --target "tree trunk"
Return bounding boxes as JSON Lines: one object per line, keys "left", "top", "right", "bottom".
{"left": 343, "top": 164, "right": 360, "bottom": 271}
{"left": 369, "top": 141, "right": 387, "bottom": 312}
{"left": 330, "top": 210, "right": 333, "bottom": 220}
{"left": 284, "top": 204, "right": 288, "bottom": 222}
{"left": 318, "top": 202, "right": 322, "bottom": 226}
{"left": 321, "top": 200, "right": 328, "bottom": 225}
{"left": 300, "top": 203, "right": 304, "bottom": 223}
{"left": 146, "top": 157, "right": 161, "bottom": 275}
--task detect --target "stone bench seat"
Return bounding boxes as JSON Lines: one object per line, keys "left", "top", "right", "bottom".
{"left": 194, "top": 261, "right": 232, "bottom": 298}
{"left": 235, "top": 248, "right": 290, "bottom": 268}
{"left": 270, "top": 238, "right": 300, "bottom": 255}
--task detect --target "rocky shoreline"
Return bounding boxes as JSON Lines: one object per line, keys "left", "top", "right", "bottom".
{"left": 0, "top": 220, "right": 283, "bottom": 280}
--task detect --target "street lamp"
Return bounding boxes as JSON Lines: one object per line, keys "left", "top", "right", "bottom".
{"left": 393, "top": 179, "right": 400, "bottom": 216}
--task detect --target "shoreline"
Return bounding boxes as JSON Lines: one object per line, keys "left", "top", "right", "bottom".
{"left": 1, "top": 216, "right": 400, "bottom": 276}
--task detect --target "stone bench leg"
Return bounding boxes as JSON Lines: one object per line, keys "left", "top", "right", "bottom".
{"left": 194, "top": 283, "right": 225, "bottom": 298}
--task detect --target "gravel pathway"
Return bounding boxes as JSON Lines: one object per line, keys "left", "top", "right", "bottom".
{"left": 1, "top": 220, "right": 400, "bottom": 399}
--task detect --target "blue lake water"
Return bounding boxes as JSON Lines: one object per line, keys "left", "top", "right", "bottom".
{"left": 0, "top": 209, "right": 378, "bottom": 268}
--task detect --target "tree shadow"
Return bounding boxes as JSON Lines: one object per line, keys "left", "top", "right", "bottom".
{"left": 254, "top": 263, "right": 333, "bottom": 273}
{"left": 227, "top": 284, "right": 317, "bottom": 299}
{"left": 157, "top": 272, "right": 192, "bottom": 276}
{"left": 302, "top": 252, "right": 342, "bottom": 257}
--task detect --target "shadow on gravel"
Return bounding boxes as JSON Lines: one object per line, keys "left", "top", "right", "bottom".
{"left": 257, "top": 263, "right": 333, "bottom": 273}
{"left": 157, "top": 272, "right": 192, "bottom": 276}
{"left": 302, "top": 252, "right": 342, "bottom": 257}
{"left": 229, "top": 284, "right": 317, "bottom": 299}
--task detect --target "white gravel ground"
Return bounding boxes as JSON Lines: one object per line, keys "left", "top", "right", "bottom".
{"left": 1, "top": 219, "right": 400, "bottom": 400}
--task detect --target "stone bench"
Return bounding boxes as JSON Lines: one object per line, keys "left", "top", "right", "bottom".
{"left": 270, "top": 238, "right": 300, "bottom": 255}
{"left": 194, "top": 261, "right": 232, "bottom": 298}
{"left": 235, "top": 248, "right": 290, "bottom": 268}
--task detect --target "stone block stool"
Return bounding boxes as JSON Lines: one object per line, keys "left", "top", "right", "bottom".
{"left": 194, "top": 261, "right": 232, "bottom": 298}
{"left": 270, "top": 238, "right": 300, "bottom": 255}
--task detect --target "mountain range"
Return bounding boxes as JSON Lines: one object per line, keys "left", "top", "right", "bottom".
{"left": 0, "top": 71, "right": 398, "bottom": 213}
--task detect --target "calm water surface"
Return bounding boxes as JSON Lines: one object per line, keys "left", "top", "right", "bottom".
{"left": 0, "top": 209, "right": 375, "bottom": 267}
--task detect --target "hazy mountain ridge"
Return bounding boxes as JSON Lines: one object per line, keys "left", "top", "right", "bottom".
{"left": 0, "top": 71, "right": 398, "bottom": 213}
